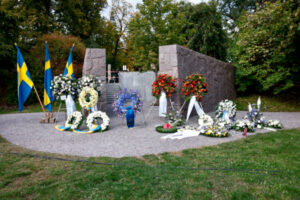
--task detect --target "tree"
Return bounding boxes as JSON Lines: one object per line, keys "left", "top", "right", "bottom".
{"left": 217, "top": 0, "right": 268, "bottom": 31}
{"left": 0, "top": 4, "right": 20, "bottom": 105}
{"left": 232, "top": 0, "right": 300, "bottom": 94}
{"left": 55, "top": 0, "right": 107, "bottom": 45}
{"left": 109, "top": 0, "right": 132, "bottom": 69}
{"left": 126, "top": 0, "right": 186, "bottom": 71}
{"left": 185, "top": 1, "right": 228, "bottom": 61}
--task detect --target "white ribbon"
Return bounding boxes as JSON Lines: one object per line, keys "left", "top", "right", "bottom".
{"left": 65, "top": 95, "right": 76, "bottom": 117}
{"left": 186, "top": 96, "right": 204, "bottom": 121}
{"left": 257, "top": 96, "right": 261, "bottom": 111}
{"left": 161, "top": 130, "right": 199, "bottom": 140}
{"left": 159, "top": 91, "right": 167, "bottom": 117}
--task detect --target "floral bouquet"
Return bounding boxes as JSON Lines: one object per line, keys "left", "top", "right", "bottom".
{"left": 181, "top": 74, "right": 207, "bottom": 101}
{"left": 267, "top": 120, "right": 283, "bottom": 129}
{"left": 152, "top": 74, "right": 177, "bottom": 98}
{"left": 198, "top": 114, "right": 214, "bottom": 128}
{"left": 78, "top": 75, "right": 103, "bottom": 94}
{"left": 245, "top": 104, "right": 266, "bottom": 129}
{"left": 166, "top": 110, "right": 185, "bottom": 127}
{"left": 51, "top": 74, "right": 77, "bottom": 99}
{"left": 215, "top": 100, "right": 236, "bottom": 121}
{"left": 233, "top": 119, "right": 255, "bottom": 132}
{"left": 200, "top": 125, "right": 229, "bottom": 137}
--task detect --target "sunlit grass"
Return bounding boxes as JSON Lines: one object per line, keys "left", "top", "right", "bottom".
{"left": 234, "top": 95, "right": 300, "bottom": 112}
{"left": 0, "top": 129, "right": 300, "bottom": 199}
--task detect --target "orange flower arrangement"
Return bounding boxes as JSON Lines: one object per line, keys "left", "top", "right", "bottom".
{"left": 181, "top": 74, "right": 207, "bottom": 101}
{"left": 152, "top": 74, "right": 177, "bottom": 98}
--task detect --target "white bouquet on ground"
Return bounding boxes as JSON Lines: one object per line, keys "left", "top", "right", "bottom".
{"left": 233, "top": 119, "right": 255, "bottom": 132}
{"left": 78, "top": 75, "right": 103, "bottom": 94}
{"left": 51, "top": 74, "right": 77, "bottom": 99}
{"left": 198, "top": 114, "right": 214, "bottom": 129}
{"left": 267, "top": 120, "right": 283, "bottom": 129}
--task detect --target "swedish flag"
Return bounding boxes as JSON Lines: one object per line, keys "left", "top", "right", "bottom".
{"left": 44, "top": 43, "right": 54, "bottom": 112}
{"left": 16, "top": 45, "right": 33, "bottom": 112}
{"left": 63, "top": 46, "right": 74, "bottom": 79}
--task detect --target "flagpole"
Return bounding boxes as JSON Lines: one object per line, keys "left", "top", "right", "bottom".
{"left": 33, "top": 85, "right": 47, "bottom": 117}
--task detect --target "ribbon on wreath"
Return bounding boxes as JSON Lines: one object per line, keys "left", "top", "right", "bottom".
{"left": 159, "top": 91, "right": 167, "bottom": 117}
{"left": 186, "top": 95, "right": 204, "bottom": 121}
{"left": 65, "top": 95, "right": 76, "bottom": 117}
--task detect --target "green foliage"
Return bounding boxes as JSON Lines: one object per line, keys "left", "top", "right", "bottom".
{"left": 0, "top": 5, "right": 19, "bottom": 105}
{"left": 232, "top": 0, "right": 300, "bottom": 94}
{"left": 155, "top": 125, "right": 178, "bottom": 133}
{"left": 127, "top": 0, "right": 187, "bottom": 70}
{"left": 26, "top": 33, "right": 85, "bottom": 104}
{"left": 55, "top": 0, "right": 107, "bottom": 44}
{"left": 185, "top": 2, "right": 228, "bottom": 61}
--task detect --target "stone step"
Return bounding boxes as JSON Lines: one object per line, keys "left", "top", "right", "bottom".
{"left": 106, "top": 83, "right": 121, "bottom": 103}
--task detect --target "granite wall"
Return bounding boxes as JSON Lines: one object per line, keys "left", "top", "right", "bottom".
{"left": 82, "top": 48, "right": 107, "bottom": 111}
{"left": 119, "top": 71, "right": 156, "bottom": 102}
{"left": 159, "top": 44, "right": 236, "bottom": 112}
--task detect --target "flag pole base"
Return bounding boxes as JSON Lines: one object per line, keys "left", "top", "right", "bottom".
{"left": 40, "top": 113, "right": 56, "bottom": 123}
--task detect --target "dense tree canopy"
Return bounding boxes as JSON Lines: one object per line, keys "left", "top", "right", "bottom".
{"left": 232, "top": 0, "right": 300, "bottom": 94}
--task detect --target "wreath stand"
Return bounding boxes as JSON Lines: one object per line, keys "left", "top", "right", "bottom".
{"left": 177, "top": 99, "right": 204, "bottom": 121}
{"left": 55, "top": 101, "right": 67, "bottom": 123}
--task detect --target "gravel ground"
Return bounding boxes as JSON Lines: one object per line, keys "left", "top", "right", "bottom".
{"left": 0, "top": 105, "right": 299, "bottom": 158}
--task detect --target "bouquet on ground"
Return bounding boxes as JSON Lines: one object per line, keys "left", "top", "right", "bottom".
{"left": 152, "top": 74, "right": 177, "bottom": 98}
{"left": 200, "top": 125, "right": 229, "bottom": 137}
{"left": 181, "top": 74, "right": 207, "bottom": 101}
{"left": 267, "top": 120, "right": 283, "bottom": 129}
{"left": 245, "top": 99, "right": 266, "bottom": 128}
{"left": 198, "top": 114, "right": 214, "bottom": 129}
{"left": 51, "top": 74, "right": 77, "bottom": 99}
{"left": 78, "top": 75, "right": 103, "bottom": 94}
{"left": 233, "top": 119, "right": 255, "bottom": 132}
{"left": 166, "top": 110, "right": 185, "bottom": 126}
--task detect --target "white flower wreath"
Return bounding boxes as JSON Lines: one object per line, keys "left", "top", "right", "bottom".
{"left": 65, "top": 111, "right": 83, "bottom": 130}
{"left": 215, "top": 99, "right": 237, "bottom": 120}
{"left": 79, "top": 87, "right": 98, "bottom": 110}
{"left": 86, "top": 111, "right": 110, "bottom": 131}
{"left": 198, "top": 114, "right": 214, "bottom": 127}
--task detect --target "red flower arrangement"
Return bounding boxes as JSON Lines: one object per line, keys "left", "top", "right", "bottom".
{"left": 152, "top": 74, "right": 177, "bottom": 98}
{"left": 181, "top": 74, "right": 207, "bottom": 101}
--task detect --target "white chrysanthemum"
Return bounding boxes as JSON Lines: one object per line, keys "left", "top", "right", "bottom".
{"left": 78, "top": 87, "right": 98, "bottom": 110}
{"left": 86, "top": 111, "right": 110, "bottom": 131}
{"left": 65, "top": 111, "right": 83, "bottom": 130}
{"left": 198, "top": 114, "right": 214, "bottom": 128}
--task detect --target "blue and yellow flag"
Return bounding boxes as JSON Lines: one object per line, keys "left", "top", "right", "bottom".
{"left": 63, "top": 46, "right": 74, "bottom": 79}
{"left": 44, "top": 43, "right": 54, "bottom": 112}
{"left": 16, "top": 45, "right": 33, "bottom": 112}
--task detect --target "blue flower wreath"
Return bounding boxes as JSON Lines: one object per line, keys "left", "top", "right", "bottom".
{"left": 113, "top": 88, "right": 143, "bottom": 117}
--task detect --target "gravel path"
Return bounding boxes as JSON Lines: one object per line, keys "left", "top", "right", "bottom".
{"left": 0, "top": 105, "right": 299, "bottom": 158}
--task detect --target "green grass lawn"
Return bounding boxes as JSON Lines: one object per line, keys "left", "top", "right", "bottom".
{"left": 0, "top": 129, "right": 299, "bottom": 199}
{"left": 235, "top": 95, "right": 300, "bottom": 112}
{"left": 1, "top": 95, "right": 299, "bottom": 114}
